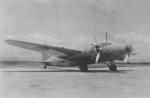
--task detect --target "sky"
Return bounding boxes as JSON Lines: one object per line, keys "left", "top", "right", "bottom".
{"left": 0, "top": 0, "right": 150, "bottom": 61}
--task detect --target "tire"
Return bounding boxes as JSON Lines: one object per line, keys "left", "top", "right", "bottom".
{"left": 109, "top": 65, "right": 117, "bottom": 71}
{"left": 44, "top": 64, "right": 47, "bottom": 69}
{"left": 79, "top": 65, "right": 88, "bottom": 72}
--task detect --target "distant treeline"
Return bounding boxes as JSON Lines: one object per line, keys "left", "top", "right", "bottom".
{"left": 1, "top": 60, "right": 150, "bottom": 65}
{"left": 0, "top": 61, "right": 40, "bottom": 65}
{"left": 117, "top": 62, "right": 150, "bottom": 65}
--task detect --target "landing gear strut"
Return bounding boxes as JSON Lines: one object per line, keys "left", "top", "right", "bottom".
{"left": 108, "top": 61, "right": 117, "bottom": 71}
{"left": 79, "top": 65, "right": 88, "bottom": 72}
{"left": 44, "top": 65, "right": 47, "bottom": 69}
{"left": 44, "top": 62, "right": 48, "bottom": 69}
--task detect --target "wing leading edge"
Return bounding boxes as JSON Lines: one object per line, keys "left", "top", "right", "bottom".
{"left": 5, "top": 39, "right": 82, "bottom": 57}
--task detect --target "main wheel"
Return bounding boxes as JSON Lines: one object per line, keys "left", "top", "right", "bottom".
{"left": 44, "top": 62, "right": 48, "bottom": 69}
{"left": 79, "top": 65, "right": 88, "bottom": 72}
{"left": 108, "top": 65, "right": 117, "bottom": 71}
{"left": 44, "top": 65, "right": 47, "bottom": 69}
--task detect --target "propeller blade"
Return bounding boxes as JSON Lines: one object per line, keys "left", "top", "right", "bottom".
{"left": 95, "top": 52, "right": 100, "bottom": 63}
{"left": 92, "top": 36, "right": 98, "bottom": 45}
{"left": 124, "top": 54, "right": 128, "bottom": 63}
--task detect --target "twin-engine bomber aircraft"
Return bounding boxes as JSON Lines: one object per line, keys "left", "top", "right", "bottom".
{"left": 5, "top": 32, "right": 134, "bottom": 72}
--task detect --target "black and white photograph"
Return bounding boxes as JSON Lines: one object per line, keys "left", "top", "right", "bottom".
{"left": 0, "top": 0, "right": 150, "bottom": 98}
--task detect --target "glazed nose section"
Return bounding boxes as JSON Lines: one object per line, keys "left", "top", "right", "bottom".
{"left": 125, "top": 44, "right": 133, "bottom": 56}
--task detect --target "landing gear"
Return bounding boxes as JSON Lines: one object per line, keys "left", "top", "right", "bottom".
{"left": 108, "top": 61, "right": 117, "bottom": 71}
{"left": 44, "top": 65, "right": 47, "bottom": 69}
{"left": 43, "top": 62, "right": 48, "bottom": 69}
{"left": 79, "top": 65, "right": 88, "bottom": 72}
{"left": 108, "top": 65, "right": 117, "bottom": 71}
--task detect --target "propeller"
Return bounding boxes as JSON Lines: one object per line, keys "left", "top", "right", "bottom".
{"left": 123, "top": 54, "right": 128, "bottom": 63}
{"left": 92, "top": 36, "right": 98, "bottom": 45}
{"left": 95, "top": 44, "right": 104, "bottom": 63}
{"left": 92, "top": 32, "right": 111, "bottom": 63}
{"left": 125, "top": 44, "right": 133, "bottom": 56}
{"left": 124, "top": 44, "right": 134, "bottom": 63}
{"left": 95, "top": 52, "right": 101, "bottom": 63}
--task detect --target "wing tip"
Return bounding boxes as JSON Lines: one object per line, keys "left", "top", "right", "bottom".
{"left": 5, "top": 39, "right": 11, "bottom": 44}
{"left": 5, "top": 39, "right": 16, "bottom": 44}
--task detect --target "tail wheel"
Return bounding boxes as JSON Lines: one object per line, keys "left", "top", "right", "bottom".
{"left": 79, "top": 65, "right": 88, "bottom": 72}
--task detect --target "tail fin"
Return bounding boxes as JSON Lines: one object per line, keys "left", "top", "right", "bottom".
{"left": 100, "top": 32, "right": 111, "bottom": 47}
{"left": 106, "top": 32, "right": 108, "bottom": 42}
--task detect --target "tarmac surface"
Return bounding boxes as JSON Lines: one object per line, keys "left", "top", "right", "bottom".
{"left": 0, "top": 64, "right": 150, "bottom": 98}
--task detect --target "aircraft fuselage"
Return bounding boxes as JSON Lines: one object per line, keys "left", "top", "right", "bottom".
{"left": 54, "top": 45, "right": 128, "bottom": 66}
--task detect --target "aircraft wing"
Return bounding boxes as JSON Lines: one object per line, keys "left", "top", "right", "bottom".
{"left": 5, "top": 39, "right": 82, "bottom": 57}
